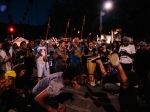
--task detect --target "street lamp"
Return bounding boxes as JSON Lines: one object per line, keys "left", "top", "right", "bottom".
{"left": 99, "top": 1, "right": 113, "bottom": 39}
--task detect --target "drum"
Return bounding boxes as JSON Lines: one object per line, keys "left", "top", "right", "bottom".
{"left": 86, "top": 58, "right": 96, "bottom": 75}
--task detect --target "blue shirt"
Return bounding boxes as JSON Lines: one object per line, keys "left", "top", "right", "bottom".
{"left": 49, "top": 57, "right": 55, "bottom": 68}
{"left": 69, "top": 44, "right": 84, "bottom": 62}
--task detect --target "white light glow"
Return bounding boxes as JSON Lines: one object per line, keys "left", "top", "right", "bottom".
{"left": 104, "top": 2, "right": 112, "bottom": 10}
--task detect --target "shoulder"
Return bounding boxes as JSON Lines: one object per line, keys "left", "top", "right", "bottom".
{"left": 34, "top": 45, "right": 39, "bottom": 49}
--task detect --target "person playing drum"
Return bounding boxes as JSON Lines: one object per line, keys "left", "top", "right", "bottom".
{"left": 83, "top": 41, "right": 98, "bottom": 85}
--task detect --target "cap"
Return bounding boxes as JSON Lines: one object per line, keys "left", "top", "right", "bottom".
{"left": 5, "top": 71, "right": 16, "bottom": 79}
{"left": 122, "top": 37, "right": 129, "bottom": 42}
{"left": 139, "top": 41, "right": 147, "bottom": 46}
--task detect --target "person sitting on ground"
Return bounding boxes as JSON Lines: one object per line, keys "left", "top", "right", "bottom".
{"left": 32, "top": 66, "right": 81, "bottom": 112}
{"left": 96, "top": 61, "right": 119, "bottom": 92}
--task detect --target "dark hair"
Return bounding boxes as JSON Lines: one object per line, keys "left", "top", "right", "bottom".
{"left": 20, "top": 41, "right": 26, "bottom": 46}
{"left": 3, "top": 42, "right": 12, "bottom": 55}
{"left": 59, "top": 40, "right": 64, "bottom": 45}
{"left": 102, "top": 43, "right": 107, "bottom": 46}
{"left": 62, "top": 66, "right": 80, "bottom": 80}
{"left": 12, "top": 63, "right": 26, "bottom": 77}
{"left": 40, "top": 36, "right": 45, "bottom": 41}
{"left": 5, "top": 38, "right": 11, "bottom": 42}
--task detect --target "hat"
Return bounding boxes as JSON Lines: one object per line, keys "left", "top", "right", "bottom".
{"left": 5, "top": 71, "right": 16, "bottom": 79}
{"left": 139, "top": 41, "right": 147, "bottom": 46}
{"left": 122, "top": 37, "right": 129, "bottom": 42}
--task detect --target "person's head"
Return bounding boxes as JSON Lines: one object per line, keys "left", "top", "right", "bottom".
{"left": 0, "top": 71, "right": 15, "bottom": 92}
{"left": 73, "top": 37, "right": 80, "bottom": 45}
{"left": 5, "top": 38, "right": 12, "bottom": 44}
{"left": 139, "top": 41, "right": 147, "bottom": 51}
{"left": 48, "top": 42, "right": 53, "bottom": 48}
{"left": 12, "top": 63, "right": 26, "bottom": 77}
{"left": 93, "top": 40, "right": 97, "bottom": 44}
{"left": 59, "top": 40, "right": 65, "bottom": 49}
{"left": 108, "top": 63, "right": 114, "bottom": 72}
{"left": 113, "top": 41, "right": 117, "bottom": 46}
{"left": 20, "top": 41, "right": 27, "bottom": 50}
{"left": 101, "top": 39, "right": 106, "bottom": 44}
{"left": 40, "top": 36, "right": 45, "bottom": 46}
{"left": 62, "top": 66, "right": 80, "bottom": 84}
{"left": 122, "top": 37, "right": 129, "bottom": 46}
{"left": 30, "top": 41, "right": 34, "bottom": 47}
{"left": 2, "top": 42, "right": 12, "bottom": 54}
{"left": 13, "top": 43, "right": 18, "bottom": 49}
{"left": 101, "top": 43, "right": 107, "bottom": 50}
{"left": 88, "top": 41, "right": 93, "bottom": 48}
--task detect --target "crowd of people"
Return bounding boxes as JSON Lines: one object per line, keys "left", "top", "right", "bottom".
{"left": 0, "top": 36, "right": 150, "bottom": 112}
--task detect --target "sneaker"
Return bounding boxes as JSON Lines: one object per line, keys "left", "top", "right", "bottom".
{"left": 110, "top": 53, "right": 119, "bottom": 67}
{"left": 90, "top": 56, "right": 101, "bottom": 63}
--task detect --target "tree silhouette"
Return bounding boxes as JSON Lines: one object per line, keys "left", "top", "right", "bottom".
{"left": 5, "top": 0, "right": 11, "bottom": 14}
{"left": 28, "top": 0, "right": 34, "bottom": 24}
{"left": 22, "top": 16, "right": 25, "bottom": 23}
{"left": 26, "top": 8, "right": 30, "bottom": 24}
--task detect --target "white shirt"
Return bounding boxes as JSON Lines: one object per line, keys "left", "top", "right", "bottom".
{"left": 0, "top": 50, "right": 11, "bottom": 71}
{"left": 119, "top": 44, "right": 136, "bottom": 64}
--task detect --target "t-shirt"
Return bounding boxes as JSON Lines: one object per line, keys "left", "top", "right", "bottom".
{"left": 16, "top": 50, "right": 34, "bottom": 64}
{"left": 119, "top": 44, "right": 136, "bottom": 64}
{"left": 54, "top": 48, "right": 68, "bottom": 65}
{"left": 49, "top": 57, "right": 55, "bottom": 68}
{"left": 0, "top": 50, "right": 11, "bottom": 71}
{"left": 69, "top": 44, "right": 84, "bottom": 63}
{"left": 84, "top": 48, "right": 96, "bottom": 57}
{"left": 16, "top": 50, "right": 26, "bottom": 64}
{"left": 32, "top": 72, "right": 65, "bottom": 97}
{"left": 99, "top": 50, "right": 110, "bottom": 64}
{"left": 34, "top": 45, "right": 50, "bottom": 64}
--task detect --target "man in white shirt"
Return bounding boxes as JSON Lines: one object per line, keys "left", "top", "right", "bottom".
{"left": 119, "top": 37, "right": 136, "bottom": 71}
{"left": 34, "top": 37, "right": 50, "bottom": 82}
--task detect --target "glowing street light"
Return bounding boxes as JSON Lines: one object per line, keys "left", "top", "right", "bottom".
{"left": 99, "top": 1, "right": 113, "bottom": 39}
{"left": 104, "top": 1, "right": 113, "bottom": 10}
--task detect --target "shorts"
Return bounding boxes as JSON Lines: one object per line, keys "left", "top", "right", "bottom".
{"left": 37, "top": 62, "right": 50, "bottom": 77}
{"left": 44, "top": 97, "right": 59, "bottom": 109}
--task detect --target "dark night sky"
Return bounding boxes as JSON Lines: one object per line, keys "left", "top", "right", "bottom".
{"left": 0, "top": 0, "right": 53, "bottom": 25}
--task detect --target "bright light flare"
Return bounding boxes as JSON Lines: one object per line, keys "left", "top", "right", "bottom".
{"left": 104, "top": 1, "right": 113, "bottom": 10}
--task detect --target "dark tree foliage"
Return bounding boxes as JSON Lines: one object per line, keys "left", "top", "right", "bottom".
{"left": 48, "top": 0, "right": 150, "bottom": 38}
{"left": 48, "top": 0, "right": 101, "bottom": 38}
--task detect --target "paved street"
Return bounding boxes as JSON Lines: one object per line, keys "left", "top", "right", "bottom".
{"left": 62, "top": 84, "right": 150, "bottom": 112}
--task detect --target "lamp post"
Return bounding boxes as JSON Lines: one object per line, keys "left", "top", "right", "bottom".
{"left": 99, "top": 1, "right": 113, "bottom": 40}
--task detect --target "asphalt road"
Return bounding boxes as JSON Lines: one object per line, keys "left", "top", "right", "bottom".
{"left": 62, "top": 84, "right": 150, "bottom": 112}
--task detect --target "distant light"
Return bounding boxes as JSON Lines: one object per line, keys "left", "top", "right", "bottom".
{"left": 104, "top": 1, "right": 112, "bottom": 10}
{"left": 0, "top": 4, "right": 7, "bottom": 12}
{"left": 10, "top": 28, "right": 14, "bottom": 32}
{"left": 89, "top": 33, "right": 92, "bottom": 35}
{"left": 9, "top": 27, "right": 14, "bottom": 33}
{"left": 77, "top": 31, "right": 80, "bottom": 34}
